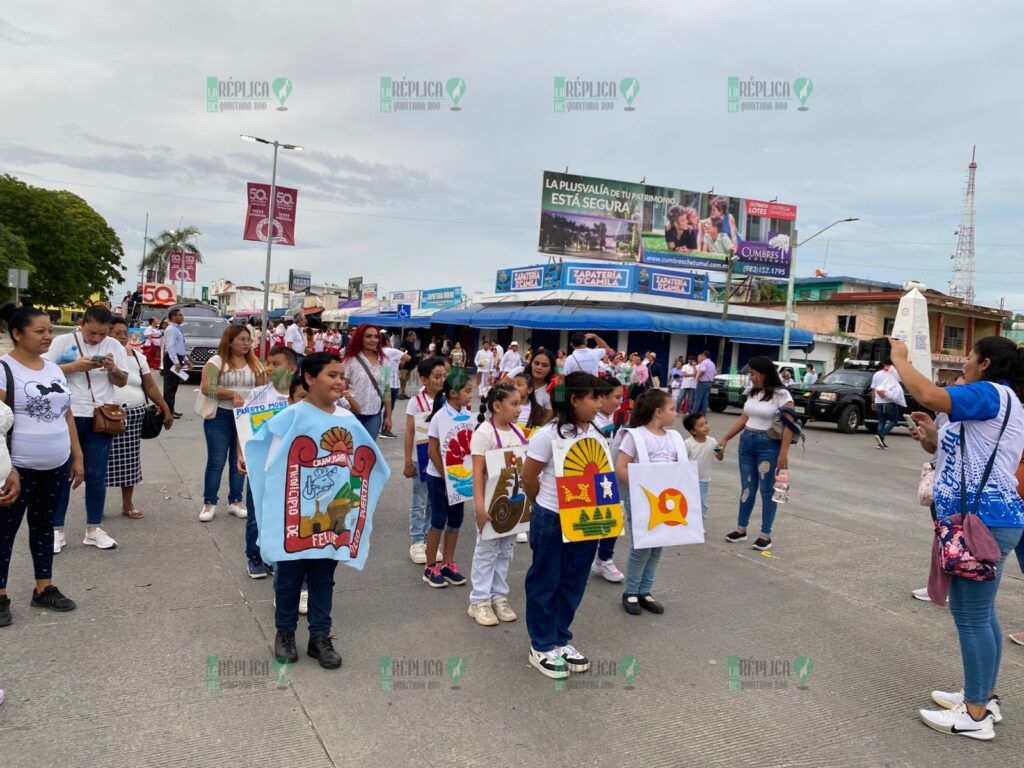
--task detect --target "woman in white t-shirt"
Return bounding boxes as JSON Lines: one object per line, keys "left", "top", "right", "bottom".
{"left": 718, "top": 357, "right": 794, "bottom": 552}
{"left": 199, "top": 325, "right": 265, "bottom": 522}
{"left": 105, "top": 317, "right": 174, "bottom": 519}
{"left": 0, "top": 305, "right": 81, "bottom": 619}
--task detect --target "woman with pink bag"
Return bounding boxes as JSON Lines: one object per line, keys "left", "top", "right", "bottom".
{"left": 894, "top": 336, "right": 1024, "bottom": 741}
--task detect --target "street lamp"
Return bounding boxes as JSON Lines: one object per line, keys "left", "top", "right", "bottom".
{"left": 779, "top": 217, "right": 859, "bottom": 362}
{"left": 240, "top": 133, "right": 303, "bottom": 359}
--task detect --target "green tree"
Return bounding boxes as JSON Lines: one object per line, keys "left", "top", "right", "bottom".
{"left": 141, "top": 226, "right": 203, "bottom": 283}
{"left": 0, "top": 175, "right": 125, "bottom": 306}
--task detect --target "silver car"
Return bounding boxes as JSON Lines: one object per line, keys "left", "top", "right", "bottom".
{"left": 179, "top": 316, "right": 229, "bottom": 373}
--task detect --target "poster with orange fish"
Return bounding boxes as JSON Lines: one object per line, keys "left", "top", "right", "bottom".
{"left": 624, "top": 428, "right": 703, "bottom": 549}
{"left": 552, "top": 434, "right": 624, "bottom": 543}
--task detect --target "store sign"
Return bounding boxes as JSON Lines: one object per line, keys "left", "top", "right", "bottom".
{"left": 637, "top": 267, "right": 707, "bottom": 301}
{"left": 564, "top": 265, "right": 632, "bottom": 291}
{"left": 361, "top": 283, "right": 378, "bottom": 300}
{"left": 495, "top": 267, "right": 545, "bottom": 293}
{"left": 421, "top": 286, "right": 462, "bottom": 309}
{"left": 389, "top": 290, "right": 421, "bottom": 308}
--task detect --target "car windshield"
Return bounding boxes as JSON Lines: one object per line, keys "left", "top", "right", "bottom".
{"left": 820, "top": 370, "right": 871, "bottom": 387}
{"left": 181, "top": 320, "right": 228, "bottom": 338}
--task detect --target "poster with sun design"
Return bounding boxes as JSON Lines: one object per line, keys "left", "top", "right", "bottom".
{"left": 432, "top": 406, "right": 475, "bottom": 504}
{"left": 553, "top": 435, "right": 623, "bottom": 543}
{"left": 245, "top": 401, "right": 391, "bottom": 570}
{"left": 625, "top": 429, "right": 704, "bottom": 549}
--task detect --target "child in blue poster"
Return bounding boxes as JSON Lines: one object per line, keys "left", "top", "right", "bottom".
{"left": 246, "top": 352, "right": 391, "bottom": 670}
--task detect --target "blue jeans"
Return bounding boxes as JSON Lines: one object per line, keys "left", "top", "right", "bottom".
{"left": 624, "top": 496, "right": 662, "bottom": 595}
{"left": 699, "top": 481, "right": 709, "bottom": 520}
{"left": 693, "top": 382, "right": 712, "bottom": 416}
{"left": 245, "top": 482, "right": 260, "bottom": 563}
{"left": 54, "top": 416, "right": 113, "bottom": 528}
{"left": 203, "top": 407, "right": 243, "bottom": 505}
{"left": 676, "top": 387, "right": 695, "bottom": 413}
{"left": 876, "top": 403, "right": 900, "bottom": 439}
{"left": 949, "top": 526, "right": 1024, "bottom": 705}
{"left": 409, "top": 477, "right": 429, "bottom": 544}
{"left": 736, "top": 430, "right": 780, "bottom": 536}
{"left": 274, "top": 558, "right": 338, "bottom": 638}
{"left": 355, "top": 410, "right": 382, "bottom": 441}
{"left": 524, "top": 504, "right": 599, "bottom": 653}
{"left": 469, "top": 532, "right": 515, "bottom": 604}
{"left": 427, "top": 474, "right": 464, "bottom": 531}
{"left": 597, "top": 533, "right": 617, "bottom": 563}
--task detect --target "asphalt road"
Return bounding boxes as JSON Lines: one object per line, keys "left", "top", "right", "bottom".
{"left": 1, "top": 392, "right": 1022, "bottom": 767}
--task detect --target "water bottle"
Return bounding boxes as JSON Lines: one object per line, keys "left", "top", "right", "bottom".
{"left": 772, "top": 468, "right": 790, "bottom": 504}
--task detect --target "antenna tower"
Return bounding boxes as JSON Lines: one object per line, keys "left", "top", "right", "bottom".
{"left": 949, "top": 146, "right": 977, "bottom": 305}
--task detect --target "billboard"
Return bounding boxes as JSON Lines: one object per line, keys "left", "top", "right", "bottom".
{"left": 361, "top": 283, "right": 378, "bottom": 301}
{"left": 141, "top": 282, "right": 176, "bottom": 306}
{"left": 167, "top": 251, "right": 197, "bottom": 282}
{"left": 494, "top": 263, "right": 707, "bottom": 301}
{"left": 244, "top": 183, "right": 298, "bottom": 246}
{"left": 288, "top": 269, "right": 311, "bottom": 292}
{"left": 538, "top": 171, "right": 796, "bottom": 278}
{"left": 389, "top": 290, "right": 421, "bottom": 309}
{"left": 420, "top": 286, "right": 462, "bottom": 309}
{"left": 347, "top": 276, "right": 362, "bottom": 300}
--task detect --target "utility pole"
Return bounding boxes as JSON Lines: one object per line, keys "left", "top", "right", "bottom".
{"left": 716, "top": 255, "right": 736, "bottom": 371}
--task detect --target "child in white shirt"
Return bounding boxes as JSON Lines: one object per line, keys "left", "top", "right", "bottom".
{"left": 683, "top": 413, "right": 722, "bottom": 520}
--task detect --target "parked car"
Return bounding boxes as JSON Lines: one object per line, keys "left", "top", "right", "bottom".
{"left": 791, "top": 368, "right": 923, "bottom": 433}
{"left": 708, "top": 360, "right": 811, "bottom": 413}
{"left": 137, "top": 301, "right": 222, "bottom": 324}
{"left": 179, "top": 315, "right": 230, "bottom": 373}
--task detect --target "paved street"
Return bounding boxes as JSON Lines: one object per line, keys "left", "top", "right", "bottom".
{"left": 1, "top": 393, "right": 1023, "bottom": 767}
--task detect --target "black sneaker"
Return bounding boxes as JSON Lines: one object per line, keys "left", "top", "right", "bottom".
{"left": 275, "top": 630, "right": 298, "bottom": 663}
{"left": 725, "top": 531, "right": 748, "bottom": 543}
{"left": 308, "top": 635, "right": 342, "bottom": 669}
{"left": 378, "top": 430, "right": 397, "bottom": 439}
{"left": 0, "top": 595, "right": 11, "bottom": 626}
{"left": 752, "top": 537, "right": 773, "bottom": 551}
{"left": 440, "top": 562, "right": 466, "bottom": 586}
{"left": 639, "top": 594, "right": 664, "bottom": 614}
{"left": 30, "top": 585, "right": 76, "bottom": 612}
{"left": 622, "top": 593, "right": 641, "bottom": 615}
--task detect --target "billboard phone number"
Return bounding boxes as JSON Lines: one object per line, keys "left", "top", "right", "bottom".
{"left": 739, "top": 264, "right": 789, "bottom": 278}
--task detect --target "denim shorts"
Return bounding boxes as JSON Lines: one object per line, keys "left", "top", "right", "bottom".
{"left": 427, "top": 474, "right": 464, "bottom": 531}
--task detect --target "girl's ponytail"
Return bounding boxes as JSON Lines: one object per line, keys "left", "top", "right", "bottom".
{"left": 628, "top": 389, "right": 672, "bottom": 428}
{"left": 427, "top": 368, "right": 473, "bottom": 422}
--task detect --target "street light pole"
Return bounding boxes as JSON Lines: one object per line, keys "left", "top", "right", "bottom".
{"left": 779, "top": 218, "right": 859, "bottom": 362}
{"left": 241, "top": 134, "right": 303, "bottom": 361}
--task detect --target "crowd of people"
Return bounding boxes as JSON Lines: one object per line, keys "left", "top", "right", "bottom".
{"left": 2, "top": 308, "right": 1023, "bottom": 742}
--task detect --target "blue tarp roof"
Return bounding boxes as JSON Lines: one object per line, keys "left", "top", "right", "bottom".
{"left": 348, "top": 312, "right": 433, "bottom": 329}
{"left": 430, "top": 304, "right": 813, "bottom": 348}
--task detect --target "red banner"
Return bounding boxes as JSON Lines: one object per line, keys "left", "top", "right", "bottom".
{"left": 243, "top": 183, "right": 298, "bottom": 246}
{"left": 141, "top": 282, "right": 176, "bottom": 306}
{"left": 167, "top": 251, "right": 197, "bottom": 282}
{"left": 745, "top": 198, "right": 798, "bottom": 221}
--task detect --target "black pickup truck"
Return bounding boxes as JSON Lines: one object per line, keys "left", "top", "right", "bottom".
{"left": 791, "top": 368, "right": 923, "bottom": 434}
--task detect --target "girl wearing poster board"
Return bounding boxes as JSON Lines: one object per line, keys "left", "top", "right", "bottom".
{"left": 423, "top": 369, "right": 475, "bottom": 589}
{"left": 614, "top": 389, "right": 681, "bottom": 616}
{"left": 521, "top": 371, "right": 606, "bottom": 679}
{"left": 404, "top": 357, "right": 447, "bottom": 565}
{"left": 467, "top": 383, "right": 525, "bottom": 626}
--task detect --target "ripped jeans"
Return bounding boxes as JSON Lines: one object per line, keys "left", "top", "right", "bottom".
{"left": 736, "top": 429, "right": 780, "bottom": 537}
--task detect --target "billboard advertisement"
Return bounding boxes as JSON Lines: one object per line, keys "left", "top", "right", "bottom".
{"left": 389, "top": 290, "right": 421, "bottom": 309}
{"left": 538, "top": 171, "right": 796, "bottom": 277}
{"left": 243, "top": 183, "right": 298, "bottom": 246}
{"left": 361, "top": 283, "right": 379, "bottom": 301}
{"left": 420, "top": 286, "right": 462, "bottom": 309}
{"left": 167, "top": 251, "right": 197, "bottom": 282}
{"left": 288, "top": 269, "right": 311, "bottom": 292}
{"left": 347, "top": 276, "right": 362, "bottom": 300}
{"left": 495, "top": 263, "right": 707, "bottom": 301}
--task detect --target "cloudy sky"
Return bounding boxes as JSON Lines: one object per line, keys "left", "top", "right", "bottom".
{"left": 2, "top": 1, "right": 1022, "bottom": 310}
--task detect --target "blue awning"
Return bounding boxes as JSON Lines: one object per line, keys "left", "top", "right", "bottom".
{"left": 348, "top": 312, "right": 433, "bottom": 329}
{"left": 429, "top": 304, "right": 813, "bottom": 348}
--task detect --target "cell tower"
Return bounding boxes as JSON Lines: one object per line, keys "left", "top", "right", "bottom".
{"left": 949, "top": 146, "right": 977, "bottom": 305}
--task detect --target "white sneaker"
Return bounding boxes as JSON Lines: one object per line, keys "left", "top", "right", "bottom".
{"left": 528, "top": 647, "right": 568, "bottom": 679}
{"left": 409, "top": 542, "right": 427, "bottom": 564}
{"left": 491, "top": 597, "right": 518, "bottom": 622}
{"left": 919, "top": 703, "right": 995, "bottom": 739}
{"left": 912, "top": 587, "right": 932, "bottom": 602}
{"left": 931, "top": 689, "right": 1002, "bottom": 723}
{"left": 559, "top": 644, "right": 590, "bottom": 673}
{"left": 53, "top": 529, "right": 66, "bottom": 554}
{"left": 592, "top": 558, "right": 624, "bottom": 583}
{"left": 516, "top": 532, "right": 528, "bottom": 543}
{"left": 199, "top": 504, "right": 216, "bottom": 522}
{"left": 298, "top": 589, "right": 309, "bottom": 615}
{"left": 83, "top": 527, "right": 117, "bottom": 550}
{"left": 467, "top": 601, "right": 499, "bottom": 626}
{"left": 227, "top": 503, "right": 247, "bottom": 519}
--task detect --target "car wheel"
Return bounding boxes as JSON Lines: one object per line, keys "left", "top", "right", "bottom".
{"left": 709, "top": 401, "right": 727, "bottom": 413}
{"left": 836, "top": 404, "right": 860, "bottom": 434}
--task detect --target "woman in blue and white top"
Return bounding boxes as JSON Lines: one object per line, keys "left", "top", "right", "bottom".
{"left": 893, "top": 335, "right": 1024, "bottom": 741}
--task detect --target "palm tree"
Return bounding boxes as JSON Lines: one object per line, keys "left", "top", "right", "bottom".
{"left": 140, "top": 226, "right": 203, "bottom": 283}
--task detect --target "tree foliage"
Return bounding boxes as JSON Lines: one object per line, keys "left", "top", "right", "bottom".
{"left": 141, "top": 226, "right": 203, "bottom": 283}
{"left": 0, "top": 175, "right": 125, "bottom": 306}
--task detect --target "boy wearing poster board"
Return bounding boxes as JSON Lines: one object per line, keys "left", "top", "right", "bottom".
{"left": 237, "top": 345, "right": 297, "bottom": 579}
{"left": 403, "top": 357, "right": 447, "bottom": 564}
{"left": 468, "top": 383, "right": 526, "bottom": 626}
{"left": 521, "top": 371, "right": 609, "bottom": 679}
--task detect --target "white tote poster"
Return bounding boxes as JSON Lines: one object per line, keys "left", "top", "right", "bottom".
{"left": 431, "top": 406, "right": 475, "bottom": 504}
{"left": 234, "top": 400, "right": 288, "bottom": 451}
{"left": 626, "top": 429, "right": 704, "bottom": 549}
{"left": 481, "top": 444, "right": 531, "bottom": 540}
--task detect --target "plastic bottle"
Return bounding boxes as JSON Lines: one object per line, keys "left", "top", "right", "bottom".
{"left": 772, "top": 468, "right": 790, "bottom": 504}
